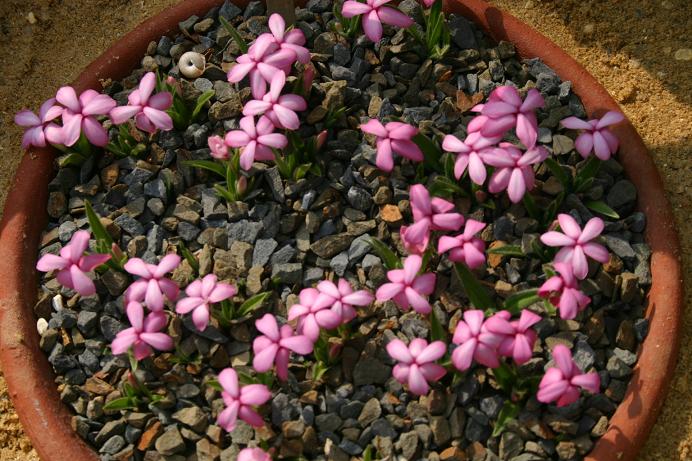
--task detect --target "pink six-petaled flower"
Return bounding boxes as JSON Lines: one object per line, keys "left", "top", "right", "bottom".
{"left": 537, "top": 344, "right": 600, "bottom": 407}
{"left": 561, "top": 111, "right": 624, "bottom": 160}
{"left": 238, "top": 448, "right": 272, "bottom": 461}
{"left": 313, "top": 279, "right": 375, "bottom": 324}
{"left": 482, "top": 142, "right": 548, "bottom": 203}
{"left": 14, "top": 98, "right": 64, "bottom": 149}
{"left": 288, "top": 287, "right": 342, "bottom": 342}
{"left": 264, "top": 14, "right": 310, "bottom": 66}
{"left": 442, "top": 131, "right": 502, "bottom": 185}
{"left": 451, "top": 310, "right": 504, "bottom": 371}
{"left": 375, "top": 255, "right": 436, "bottom": 314}
{"left": 341, "top": 0, "right": 414, "bottom": 43}
{"left": 111, "top": 302, "right": 173, "bottom": 360}
{"left": 437, "top": 219, "right": 487, "bottom": 269}
{"left": 387, "top": 338, "right": 447, "bottom": 396}
{"left": 252, "top": 313, "right": 314, "bottom": 381}
{"left": 217, "top": 368, "right": 271, "bottom": 432}
{"left": 110, "top": 72, "right": 173, "bottom": 134}
{"left": 124, "top": 254, "right": 181, "bottom": 312}
{"left": 243, "top": 72, "right": 307, "bottom": 130}
{"left": 486, "top": 310, "right": 542, "bottom": 365}
{"left": 225, "top": 115, "right": 288, "bottom": 170}
{"left": 36, "top": 230, "right": 111, "bottom": 297}
{"left": 175, "top": 274, "right": 237, "bottom": 331}
{"left": 538, "top": 262, "right": 591, "bottom": 320}
{"left": 55, "top": 86, "right": 117, "bottom": 147}
{"left": 360, "top": 119, "right": 423, "bottom": 173}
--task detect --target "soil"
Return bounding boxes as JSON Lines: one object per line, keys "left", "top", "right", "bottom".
{"left": 0, "top": 1, "right": 688, "bottom": 460}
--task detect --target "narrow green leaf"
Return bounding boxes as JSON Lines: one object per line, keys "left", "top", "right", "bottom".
{"left": 368, "top": 237, "right": 402, "bottom": 270}
{"left": 522, "top": 193, "right": 540, "bottom": 221}
{"left": 504, "top": 289, "right": 541, "bottom": 315}
{"left": 237, "top": 292, "right": 270, "bottom": 317}
{"left": 412, "top": 133, "right": 443, "bottom": 173}
{"left": 454, "top": 263, "right": 495, "bottom": 310}
{"left": 191, "top": 90, "right": 215, "bottom": 121}
{"left": 544, "top": 157, "right": 570, "bottom": 189}
{"left": 585, "top": 200, "right": 620, "bottom": 219}
{"left": 574, "top": 156, "right": 601, "bottom": 191}
{"left": 492, "top": 401, "right": 520, "bottom": 437}
{"left": 219, "top": 16, "right": 248, "bottom": 53}
{"left": 177, "top": 241, "right": 199, "bottom": 274}
{"left": 184, "top": 159, "right": 227, "bottom": 179}
{"left": 103, "top": 397, "right": 138, "bottom": 411}
{"left": 487, "top": 245, "right": 524, "bottom": 257}
{"left": 85, "top": 200, "right": 113, "bottom": 246}
{"left": 429, "top": 308, "right": 447, "bottom": 342}
{"left": 294, "top": 163, "right": 312, "bottom": 180}
{"left": 543, "top": 191, "right": 565, "bottom": 225}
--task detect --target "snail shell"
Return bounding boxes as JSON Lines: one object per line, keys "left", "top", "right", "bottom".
{"left": 178, "top": 51, "right": 206, "bottom": 79}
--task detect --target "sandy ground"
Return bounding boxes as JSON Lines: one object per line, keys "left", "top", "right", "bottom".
{"left": 0, "top": 1, "right": 689, "bottom": 460}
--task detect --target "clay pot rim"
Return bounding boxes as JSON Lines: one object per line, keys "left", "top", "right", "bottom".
{"left": 0, "top": 1, "right": 682, "bottom": 460}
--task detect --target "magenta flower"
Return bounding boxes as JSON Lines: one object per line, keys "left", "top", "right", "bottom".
{"left": 420, "top": 0, "right": 436, "bottom": 6}
{"left": 110, "top": 72, "right": 173, "bottom": 134}
{"left": 360, "top": 119, "right": 423, "bottom": 172}
{"left": 387, "top": 338, "right": 446, "bottom": 395}
{"left": 376, "top": 255, "right": 436, "bottom": 314}
{"left": 252, "top": 314, "right": 314, "bottom": 381}
{"left": 482, "top": 142, "right": 548, "bottom": 203}
{"left": 243, "top": 72, "right": 307, "bottom": 130}
{"left": 540, "top": 214, "right": 609, "bottom": 280}
{"left": 561, "top": 111, "right": 624, "bottom": 160}
{"left": 288, "top": 288, "right": 342, "bottom": 342}
{"left": 469, "top": 86, "right": 544, "bottom": 147}
{"left": 111, "top": 302, "right": 173, "bottom": 360}
{"left": 36, "top": 230, "right": 111, "bottom": 297}
{"left": 265, "top": 14, "right": 310, "bottom": 66}
{"left": 341, "top": 0, "right": 414, "bottom": 43}
{"left": 538, "top": 262, "right": 591, "bottom": 320}
{"left": 489, "top": 310, "right": 541, "bottom": 365}
{"left": 217, "top": 368, "right": 271, "bottom": 431}
{"left": 14, "top": 98, "right": 64, "bottom": 149}
{"left": 175, "top": 274, "right": 237, "bottom": 331}
{"left": 451, "top": 310, "right": 504, "bottom": 371}
{"left": 55, "top": 86, "right": 116, "bottom": 147}
{"left": 437, "top": 219, "right": 487, "bottom": 269}
{"left": 225, "top": 115, "right": 288, "bottom": 170}
{"left": 442, "top": 131, "right": 501, "bottom": 184}
{"left": 124, "top": 254, "right": 181, "bottom": 312}
{"left": 208, "top": 135, "right": 229, "bottom": 160}
{"left": 537, "top": 344, "right": 600, "bottom": 407}
{"left": 238, "top": 448, "right": 272, "bottom": 461}
{"left": 313, "top": 279, "right": 375, "bottom": 324}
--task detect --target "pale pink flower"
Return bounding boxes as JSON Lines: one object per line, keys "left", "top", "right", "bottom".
{"left": 56, "top": 86, "right": 116, "bottom": 147}
{"left": 420, "top": 0, "right": 436, "bottom": 6}
{"left": 561, "top": 111, "right": 624, "bottom": 160}
{"left": 387, "top": 338, "right": 446, "bottom": 395}
{"left": 175, "top": 274, "right": 237, "bottom": 331}
{"left": 540, "top": 214, "right": 609, "bottom": 280}
{"left": 14, "top": 98, "right": 64, "bottom": 149}
{"left": 238, "top": 448, "right": 272, "bottom": 461}
{"left": 208, "top": 135, "right": 229, "bottom": 160}
{"left": 36, "top": 230, "right": 111, "bottom": 297}
{"left": 252, "top": 314, "right": 314, "bottom": 381}
{"left": 288, "top": 288, "right": 342, "bottom": 342}
{"left": 376, "top": 255, "right": 436, "bottom": 314}
{"left": 242, "top": 72, "right": 307, "bottom": 130}
{"left": 217, "top": 368, "right": 271, "bottom": 431}
{"left": 482, "top": 142, "right": 548, "bottom": 203}
{"left": 313, "top": 279, "right": 375, "bottom": 324}
{"left": 437, "top": 219, "right": 487, "bottom": 269}
{"left": 341, "top": 0, "right": 414, "bottom": 43}
{"left": 360, "top": 119, "right": 423, "bottom": 172}
{"left": 111, "top": 302, "right": 173, "bottom": 360}
{"left": 264, "top": 14, "right": 310, "bottom": 66}
{"left": 538, "top": 262, "right": 591, "bottom": 320}
{"left": 489, "top": 310, "right": 542, "bottom": 365}
{"left": 537, "top": 344, "right": 600, "bottom": 407}
{"left": 124, "top": 254, "right": 181, "bottom": 312}
{"left": 109, "top": 72, "right": 173, "bottom": 134}
{"left": 442, "top": 131, "right": 501, "bottom": 184}
{"left": 225, "top": 115, "right": 288, "bottom": 170}
{"left": 451, "top": 310, "right": 504, "bottom": 371}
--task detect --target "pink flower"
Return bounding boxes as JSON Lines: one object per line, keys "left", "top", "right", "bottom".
{"left": 561, "top": 111, "right": 624, "bottom": 160}
{"left": 482, "top": 142, "right": 548, "bottom": 203}
{"left": 538, "top": 262, "right": 591, "bottom": 320}
{"left": 243, "top": 72, "right": 307, "bottom": 130}
{"left": 400, "top": 184, "right": 464, "bottom": 254}
{"left": 36, "top": 230, "right": 111, "bottom": 297}
{"left": 288, "top": 288, "right": 342, "bottom": 342}
{"left": 208, "top": 135, "right": 229, "bottom": 160}
{"left": 420, "top": 0, "right": 436, "bottom": 6}
{"left": 55, "top": 86, "right": 116, "bottom": 147}
{"left": 490, "top": 310, "right": 541, "bottom": 365}
{"left": 442, "top": 131, "right": 501, "bottom": 184}
{"left": 111, "top": 302, "right": 173, "bottom": 360}
{"left": 451, "top": 310, "right": 504, "bottom": 371}
{"left": 387, "top": 338, "right": 446, "bottom": 395}
{"left": 110, "top": 72, "right": 173, "bottom": 134}
{"left": 540, "top": 214, "right": 609, "bottom": 280}
{"left": 14, "top": 98, "right": 64, "bottom": 149}
{"left": 470, "top": 86, "right": 544, "bottom": 147}
{"left": 238, "top": 448, "right": 272, "bottom": 461}
{"left": 341, "top": 0, "right": 414, "bottom": 43}
{"left": 437, "top": 219, "right": 487, "bottom": 269}
{"left": 175, "top": 274, "right": 237, "bottom": 331}
{"left": 313, "top": 279, "right": 375, "bottom": 324}
{"left": 217, "top": 368, "right": 271, "bottom": 431}
{"left": 124, "top": 254, "right": 181, "bottom": 312}
{"left": 225, "top": 115, "right": 288, "bottom": 170}
{"left": 376, "top": 255, "right": 436, "bottom": 314}
{"left": 265, "top": 14, "right": 310, "bottom": 66}
{"left": 360, "top": 119, "right": 423, "bottom": 172}
{"left": 252, "top": 314, "right": 314, "bottom": 381}
{"left": 537, "top": 344, "right": 600, "bottom": 407}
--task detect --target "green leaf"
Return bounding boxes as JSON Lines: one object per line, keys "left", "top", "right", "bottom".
{"left": 429, "top": 175, "right": 466, "bottom": 198}
{"left": 368, "top": 237, "right": 402, "bottom": 270}
{"left": 585, "top": 200, "right": 620, "bottom": 219}
{"left": 543, "top": 191, "right": 565, "bottom": 225}
{"left": 237, "top": 292, "right": 270, "bottom": 318}
{"left": 103, "top": 397, "right": 138, "bottom": 411}
{"left": 487, "top": 245, "right": 524, "bottom": 257}
{"left": 412, "top": 133, "right": 443, "bottom": 173}
{"left": 454, "top": 263, "right": 495, "bottom": 310}
{"left": 184, "top": 159, "right": 227, "bottom": 179}
{"left": 219, "top": 16, "right": 248, "bottom": 53}
{"left": 492, "top": 401, "right": 520, "bottom": 437}
{"left": 429, "top": 308, "right": 447, "bottom": 342}
{"left": 544, "top": 157, "right": 570, "bottom": 189}
{"left": 493, "top": 362, "right": 516, "bottom": 393}
{"left": 85, "top": 201, "right": 113, "bottom": 246}
{"left": 57, "top": 152, "right": 89, "bottom": 168}
{"left": 205, "top": 379, "right": 222, "bottom": 392}
{"left": 574, "top": 156, "right": 601, "bottom": 192}
{"left": 504, "top": 289, "right": 541, "bottom": 315}
{"left": 294, "top": 163, "right": 312, "bottom": 180}
{"left": 191, "top": 90, "right": 215, "bottom": 121}
{"left": 522, "top": 193, "right": 540, "bottom": 221}
{"left": 177, "top": 241, "right": 199, "bottom": 274}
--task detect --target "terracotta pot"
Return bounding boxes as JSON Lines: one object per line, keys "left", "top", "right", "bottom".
{"left": 0, "top": 1, "right": 682, "bottom": 460}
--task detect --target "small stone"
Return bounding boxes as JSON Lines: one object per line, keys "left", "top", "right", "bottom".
{"left": 155, "top": 426, "right": 185, "bottom": 456}
{"left": 380, "top": 204, "right": 403, "bottom": 223}
{"left": 311, "top": 233, "right": 354, "bottom": 258}
{"left": 174, "top": 406, "right": 208, "bottom": 432}
{"left": 674, "top": 48, "right": 692, "bottom": 61}
{"left": 272, "top": 263, "right": 302, "bottom": 284}
{"left": 99, "top": 435, "right": 126, "bottom": 454}
{"left": 358, "top": 398, "right": 381, "bottom": 427}
{"left": 353, "top": 357, "right": 391, "bottom": 385}
{"left": 606, "top": 180, "right": 637, "bottom": 209}
{"left": 347, "top": 186, "right": 373, "bottom": 211}
{"left": 208, "top": 95, "right": 242, "bottom": 122}
{"left": 430, "top": 415, "right": 452, "bottom": 446}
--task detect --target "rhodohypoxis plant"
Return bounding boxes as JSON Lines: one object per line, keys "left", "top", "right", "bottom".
{"left": 216, "top": 368, "right": 271, "bottom": 431}
{"left": 224, "top": 115, "right": 288, "bottom": 170}
{"left": 386, "top": 338, "right": 446, "bottom": 395}
{"left": 36, "top": 230, "right": 111, "bottom": 297}
{"left": 408, "top": 0, "right": 451, "bottom": 60}
{"left": 56, "top": 86, "right": 117, "bottom": 147}
{"left": 561, "top": 111, "right": 625, "bottom": 160}
{"left": 252, "top": 313, "right": 314, "bottom": 381}
{"left": 538, "top": 262, "right": 591, "bottom": 320}
{"left": 124, "top": 254, "right": 181, "bottom": 311}
{"left": 442, "top": 131, "right": 501, "bottom": 185}
{"left": 482, "top": 143, "right": 549, "bottom": 203}
{"left": 537, "top": 344, "right": 600, "bottom": 406}
{"left": 264, "top": 13, "right": 310, "bottom": 66}
{"left": 175, "top": 274, "right": 237, "bottom": 331}
{"left": 360, "top": 119, "right": 423, "bottom": 173}
{"left": 14, "top": 98, "right": 64, "bottom": 149}
{"left": 437, "top": 219, "right": 487, "bottom": 269}
{"left": 451, "top": 310, "right": 504, "bottom": 371}
{"left": 540, "top": 214, "right": 609, "bottom": 280}
{"left": 288, "top": 287, "right": 342, "bottom": 342}
{"left": 376, "top": 254, "right": 436, "bottom": 314}
{"left": 313, "top": 279, "right": 375, "bottom": 324}
{"left": 238, "top": 448, "right": 272, "bottom": 461}
{"left": 243, "top": 72, "right": 307, "bottom": 130}
{"left": 110, "top": 71, "right": 173, "bottom": 134}
{"left": 341, "top": 0, "right": 414, "bottom": 43}
{"left": 492, "top": 310, "right": 541, "bottom": 365}
{"left": 111, "top": 302, "right": 173, "bottom": 360}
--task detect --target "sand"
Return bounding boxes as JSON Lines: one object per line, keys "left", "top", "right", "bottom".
{"left": 0, "top": 0, "right": 689, "bottom": 460}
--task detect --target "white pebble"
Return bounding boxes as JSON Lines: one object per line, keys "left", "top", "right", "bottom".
{"left": 36, "top": 318, "right": 48, "bottom": 335}
{"left": 52, "top": 294, "right": 64, "bottom": 311}
{"left": 674, "top": 48, "right": 691, "bottom": 61}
